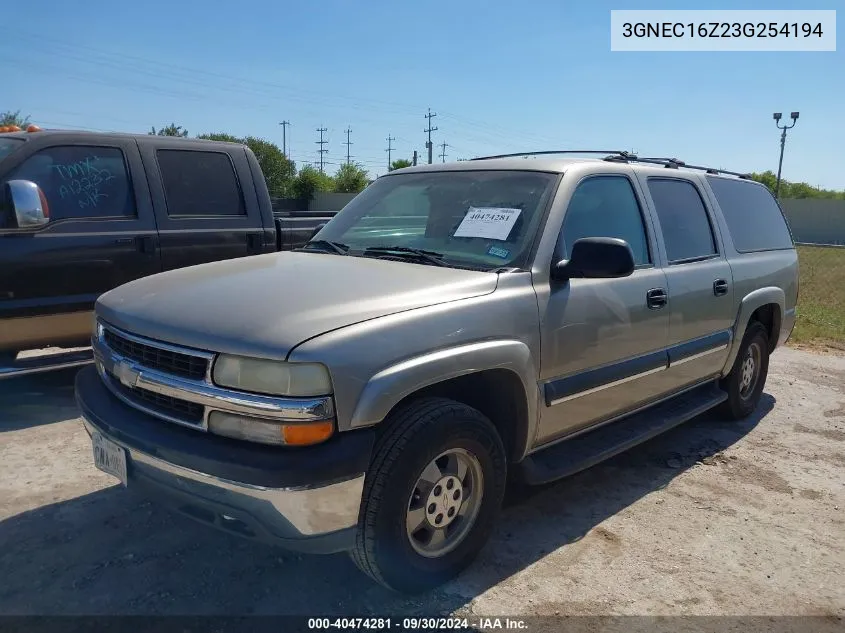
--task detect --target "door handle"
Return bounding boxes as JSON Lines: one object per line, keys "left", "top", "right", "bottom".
{"left": 135, "top": 235, "right": 156, "bottom": 254}
{"left": 646, "top": 288, "right": 668, "bottom": 310}
{"left": 713, "top": 279, "right": 729, "bottom": 296}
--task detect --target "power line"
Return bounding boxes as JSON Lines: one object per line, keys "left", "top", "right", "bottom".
{"left": 385, "top": 135, "right": 396, "bottom": 170}
{"left": 316, "top": 127, "right": 328, "bottom": 173}
{"left": 2, "top": 33, "right": 563, "bottom": 154}
{"left": 343, "top": 127, "right": 353, "bottom": 165}
{"left": 439, "top": 141, "right": 450, "bottom": 163}
{"left": 424, "top": 108, "right": 438, "bottom": 165}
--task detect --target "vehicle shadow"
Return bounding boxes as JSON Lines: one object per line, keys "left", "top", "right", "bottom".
{"left": 0, "top": 367, "right": 83, "bottom": 432}
{"left": 0, "top": 394, "right": 773, "bottom": 616}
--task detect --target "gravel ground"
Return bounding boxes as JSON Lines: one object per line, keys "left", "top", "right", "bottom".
{"left": 0, "top": 346, "right": 843, "bottom": 619}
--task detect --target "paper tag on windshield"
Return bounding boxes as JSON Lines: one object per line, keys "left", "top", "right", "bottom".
{"left": 453, "top": 207, "right": 522, "bottom": 241}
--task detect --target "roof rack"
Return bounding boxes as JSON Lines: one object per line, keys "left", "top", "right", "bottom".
{"left": 471, "top": 150, "right": 635, "bottom": 161}
{"left": 603, "top": 154, "right": 752, "bottom": 179}
{"left": 470, "top": 150, "right": 751, "bottom": 179}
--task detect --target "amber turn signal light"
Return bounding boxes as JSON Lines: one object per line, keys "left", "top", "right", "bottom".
{"left": 282, "top": 421, "right": 335, "bottom": 446}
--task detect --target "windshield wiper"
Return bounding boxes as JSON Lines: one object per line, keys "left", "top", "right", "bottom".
{"left": 363, "top": 246, "right": 448, "bottom": 267}
{"left": 296, "top": 239, "right": 350, "bottom": 255}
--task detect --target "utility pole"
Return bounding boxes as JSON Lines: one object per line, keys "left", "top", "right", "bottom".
{"left": 424, "top": 108, "right": 438, "bottom": 165}
{"left": 773, "top": 111, "right": 799, "bottom": 199}
{"left": 412, "top": 150, "right": 418, "bottom": 166}
{"left": 316, "top": 127, "right": 328, "bottom": 173}
{"left": 385, "top": 135, "right": 396, "bottom": 170}
{"left": 278, "top": 121, "right": 290, "bottom": 156}
{"left": 439, "top": 141, "right": 450, "bottom": 163}
{"left": 343, "top": 127, "right": 353, "bottom": 165}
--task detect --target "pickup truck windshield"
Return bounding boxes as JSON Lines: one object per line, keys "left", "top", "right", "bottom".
{"left": 0, "top": 138, "right": 24, "bottom": 161}
{"left": 315, "top": 170, "right": 557, "bottom": 270}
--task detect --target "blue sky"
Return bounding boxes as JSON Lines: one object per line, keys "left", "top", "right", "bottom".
{"left": 3, "top": 0, "right": 842, "bottom": 187}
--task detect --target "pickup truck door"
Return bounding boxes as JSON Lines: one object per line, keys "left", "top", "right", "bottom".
{"left": 536, "top": 172, "right": 670, "bottom": 445}
{"left": 137, "top": 139, "right": 270, "bottom": 271}
{"left": 636, "top": 175, "right": 735, "bottom": 390}
{"left": 0, "top": 136, "right": 160, "bottom": 349}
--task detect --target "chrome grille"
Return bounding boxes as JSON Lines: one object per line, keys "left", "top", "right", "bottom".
{"left": 108, "top": 375, "right": 205, "bottom": 425}
{"left": 103, "top": 327, "right": 209, "bottom": 380}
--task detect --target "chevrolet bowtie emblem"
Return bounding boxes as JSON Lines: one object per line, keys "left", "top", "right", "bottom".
{"left": 115, "top": 360, "right": 140, "bottom": 389}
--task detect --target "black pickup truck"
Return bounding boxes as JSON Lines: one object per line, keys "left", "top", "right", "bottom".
{"left": 0, "top": 129, "right": 335, "bottom": 378}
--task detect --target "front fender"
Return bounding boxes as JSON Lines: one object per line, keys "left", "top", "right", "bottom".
{"left": 350, "top": 339, "right": 539, "bottom": 436}
{"left": 722, "top": 287, "right": 785, "bottom": 373}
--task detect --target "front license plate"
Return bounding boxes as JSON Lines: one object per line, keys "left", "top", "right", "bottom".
{"left": 92, "top": 431, "right": 128, "bottom": 486}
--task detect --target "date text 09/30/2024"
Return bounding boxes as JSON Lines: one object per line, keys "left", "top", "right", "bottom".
{"left": 307, "top": 617, "right": 529, "bottom": 630}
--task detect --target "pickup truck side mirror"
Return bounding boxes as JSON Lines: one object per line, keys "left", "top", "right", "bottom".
{"left": 310, "top": 222, "right": 327, "bottom": 240}
{"left": 551, "top": 237, "right": 635, "bottom": 282}
{"left": 5, "top": 180, "right": 49, "bottom": 229}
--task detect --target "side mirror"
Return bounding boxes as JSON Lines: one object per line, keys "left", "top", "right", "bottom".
{"left": 5, "top": 180, "right": 49, "bottom": 229}
{"left": 310, "top": 222, "right": 327, "bottom": 240}
{"left": 551, "top": 237, "right": 635, "bottom": 281}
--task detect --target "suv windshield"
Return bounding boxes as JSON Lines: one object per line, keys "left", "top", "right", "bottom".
{"left": 0, "top": 137, "right": 24, "bottom": 161}
{"left": 313, "top": 170, "right": 557, "bottom": 270}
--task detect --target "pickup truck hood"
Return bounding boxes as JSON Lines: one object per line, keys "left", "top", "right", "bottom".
{"left": 96, "top": 251, "right": 498, "bottom": 359}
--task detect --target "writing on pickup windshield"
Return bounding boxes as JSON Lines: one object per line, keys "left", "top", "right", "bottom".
{"left": 53, "top": 156, "right": 116, "bottom": 209}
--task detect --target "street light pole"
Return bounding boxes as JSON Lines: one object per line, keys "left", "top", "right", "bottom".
{"left": 773, "top": 111, "right": 799, "bottom": 199}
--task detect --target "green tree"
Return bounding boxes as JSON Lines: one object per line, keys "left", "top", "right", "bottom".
{"left": 150, "top": 123, "right": 189, "bottom": 137}
{"left": 243, "top": 136, "right": 295, "bottom": 198}
{"left": 390, "top": 158, "right": 412, "bottom": 171}
{"left": 1, "top": 110, "right": 30, "bottom": 128}
{"left": 291, "top": 165, "right": 335, "bottom": 200}
{"left": 748, "top": 171, "right": 845, "bottom": 200}
{"left": 197, "top": 133, "right": 295, "bottom": 198}
{"left": 333, "top": 162, "right": 369, "bottom": 193}
{"left": 196, "top": 132, "right": 241, "bottom": 143}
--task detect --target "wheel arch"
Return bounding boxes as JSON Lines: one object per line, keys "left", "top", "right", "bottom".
{"left": 349, "top": 340, "right": 538, "bottom": 463}
{"left": 723, "top": 287, "right": 784, "bottom": 374}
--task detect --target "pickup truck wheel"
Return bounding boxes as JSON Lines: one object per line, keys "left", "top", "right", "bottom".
{"left": 351, "top": 397, "right": 507, "bottom": 593}
{"left": 719, "top": 321, "right": 770, "bottom": 420}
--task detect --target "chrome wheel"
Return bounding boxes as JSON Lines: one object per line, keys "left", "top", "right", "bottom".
{"left": 406, "top": 448, "right": 484, "bottom": 558}
{"left": 739, "top": 342, "right": 761, "bottom": 399}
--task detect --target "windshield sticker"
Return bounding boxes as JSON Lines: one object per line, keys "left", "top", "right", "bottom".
{"left": 453, "top": 207, "right": 522, "bottom": 241}
{"left": 487, "top": 245, "right": 511, "bottom": 259}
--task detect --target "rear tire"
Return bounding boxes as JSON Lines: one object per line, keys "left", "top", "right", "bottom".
{"left": 719, "top": 321, "right": 770, "bottom": 420}
{"left": 351, "top": 397, "right": 507, "bottom": 593}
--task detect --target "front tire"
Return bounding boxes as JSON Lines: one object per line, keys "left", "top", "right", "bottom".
{"left": 719, "top": 321, "right": 770, "bottom": 420}
{"left": 351, "top": 397, "right": 507, "bottom": 593}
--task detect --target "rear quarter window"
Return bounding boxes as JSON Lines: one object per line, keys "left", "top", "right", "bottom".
{"left": 156, "top": 149, "right": 246, "bottom": 217}
{"left": 707, "top": 177, "right": 794, "bottom": 252}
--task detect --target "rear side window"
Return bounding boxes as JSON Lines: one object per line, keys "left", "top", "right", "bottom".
{"left": 4, "top": 145, "right": 136, "bottom": 221}
{"left": 647, "top": 178, "right": 716, "bottom": 263}
{"left": 707, "top": 177, "right": 793, "bottom": 252}
{"left": 157, "top": 150, "right": 245, "bottom": 217}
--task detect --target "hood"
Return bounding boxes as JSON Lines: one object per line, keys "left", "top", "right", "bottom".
{"left": 96, "top": 251, "right": 498, "bottom": 359}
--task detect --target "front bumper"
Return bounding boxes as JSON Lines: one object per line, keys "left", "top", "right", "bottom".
{"left": 75, "top": 366, "right": 374, "bottom": 553}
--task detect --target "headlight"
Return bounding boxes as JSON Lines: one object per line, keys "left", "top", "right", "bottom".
{"left": 212, "top": 354, "right": 332, "bottom": 397}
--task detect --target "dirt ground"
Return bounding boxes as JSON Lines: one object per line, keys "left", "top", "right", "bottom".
{"left": 0, "top": 346, "right": 843, "bottom": 618}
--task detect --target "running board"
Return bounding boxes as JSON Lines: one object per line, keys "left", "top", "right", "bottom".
{"left": 0, "top": 349, "right": 94, "bottom": 380}
{"left": 518, "top": 382, "right": 728, "bottom": 486}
